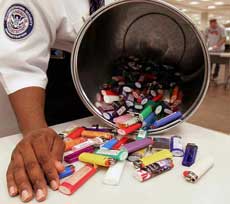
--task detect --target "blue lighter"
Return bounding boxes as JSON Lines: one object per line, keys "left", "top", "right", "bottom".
{"left": 153, "top": 111, "right": 182, "bottom": 128}
{"left": 101, "top": 138, "right": 118, "bottom": 149}
{"left": 59, "top": 165, "right": 75, "bottom": 179}
{"left": 182, "top": 143, "right": 198, "bottom": 167}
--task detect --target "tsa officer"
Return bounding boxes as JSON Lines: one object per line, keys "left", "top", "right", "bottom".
{"left": 0, "top": 0, "right": 116, "bottom": 202}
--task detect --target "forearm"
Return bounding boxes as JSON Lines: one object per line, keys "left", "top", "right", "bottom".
{"left": 217, "top": 38, "right": 226, "bottom": 48}
{"left": 9, "top": 87, "right": 48, "bottom": 135}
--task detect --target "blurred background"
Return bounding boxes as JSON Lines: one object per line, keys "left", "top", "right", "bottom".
{"left": 165, "top": 0, "right": 230, "bottom": 40}
{"left": 164, "top": 0, "right": 230, "bottom": 134}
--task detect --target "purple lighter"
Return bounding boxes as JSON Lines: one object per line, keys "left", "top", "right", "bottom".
{"left": 64, "top": 146, "right": 94, "bottom": 163}
{"left": 122, "top": 138, "right": 153, "bottom": 154}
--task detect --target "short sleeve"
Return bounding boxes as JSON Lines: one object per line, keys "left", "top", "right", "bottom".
{"left": 220, "top": 26, "right": 226, "bottom": 38}
{"left": 0, "top": 1, "right": 57, "bottom": 94}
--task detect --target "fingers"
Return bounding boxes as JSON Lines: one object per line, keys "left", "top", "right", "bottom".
{"left": 6, "top": 161, "right": 18, "bottom": 197}
{"left": 18, "top": 142, "right": 47, "bottom": 202}
{"left": 51, "top": 134, "right": 65, "bottom": 162}
{"left": 32, "top": 136, "right": 60, "bottom": 191}
{"left": 51, "top": 136, "right": 65, "bottom": 172}
{"left": 11, "top": 151, "right": 33, "bottom": 202}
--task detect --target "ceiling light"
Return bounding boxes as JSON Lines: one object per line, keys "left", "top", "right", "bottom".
{"left": 190, "top": 1, "right": 200, "bottom": 5}
{"left": 214, "top": 2, "right": 224, "bottom": 5}
{"left": 208, "top": 5, "right": 216, "bottom": 9}
{"left": 181, "top": 8, "right": 188, "bottom": 12}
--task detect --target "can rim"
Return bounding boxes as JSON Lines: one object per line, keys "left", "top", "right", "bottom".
{"left": 71, "top": 0, "right": 211, "bottom": 135}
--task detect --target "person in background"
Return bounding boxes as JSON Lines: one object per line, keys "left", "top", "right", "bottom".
{"left": 205, "top": 19, "right": 226, "bottom": 80}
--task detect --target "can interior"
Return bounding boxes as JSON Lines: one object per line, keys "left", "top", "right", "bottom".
{"left": 72, "top": 1, "right": 209, "bottom": 133}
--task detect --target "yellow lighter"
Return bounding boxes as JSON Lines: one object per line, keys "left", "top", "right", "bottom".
{"left": 79, "top": 152, "right": 115, "bottom": 167}
{"left": 134, "top": 150, "right": 173, "bottom": 168}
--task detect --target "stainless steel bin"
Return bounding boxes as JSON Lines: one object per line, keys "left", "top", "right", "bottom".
{"left": 71, "top": 0, "right": 210, "bottom": 134}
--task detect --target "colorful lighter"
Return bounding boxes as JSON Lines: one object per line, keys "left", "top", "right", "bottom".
{"left": 59, "top": 165, "right": 75, "bottom": 179}
{"left": 103, "top": 161, "right": 126, "bottom": 186}
{"left": 85, "top": 126, "right": 114, "bottom": 133}
{"left": 170, "top": 136, "right": 184, "bottom": 157}
{"left": 64, "top": 146, "right": 94, "bottom": 164}
{"left": 182, "top": 143, "right": 198, "bottom": 167}
{"left": 117, "top": 123, "right": 142, "bottom": 135}
{"left": 112, "top": 136, "right": 129, "bottom": 150}
{"left": 134, "top": 149, "right": 173, "bottom": 168}
{"left": 128, "top": 148, "right": 147, "bottom": 162}
{"left": 170, "top": 86, "right": 179, "bottom": 104}
{"left": 59, "top": 164, "right": 97, "bottom": 195}
{"left": 64, "top": 137, "right": 87, "bottom": 152}
{"left": 81, "top": 130, "right": 113, "bottom": 140}
{"left": 153, "top": 111, "right": 182, "bottom": 128}
{"left": 122, "top": 138, "right": 153, "bottom": 154}
{"left": 152, "top": 137, "right": 170, "bottom": 149}
{"left": 121, "top": 117, "right": 139, "bottom": 128}
{"left": 101, "top": 138, "right": 118, "bottom": 149}
{"left": 79, "top": 152, "right": 115, "bottom": 167}
{"left": 142, "top": 113, "right": 156, "bottom": 129}
{"left": 136, "top": 129, "right": 148, "bottom": 140}
{"left": 67, "top": 127, "right": 85, "bottom": 139}
{"left": 134, "top": 159, "right": 174, "bottom": 182}
{"left": 72, "top": 137, "right": 103, "bottom": 151}
{"left": 59, "top": 126, "right": 78, "bottom": 138}
{"left": 95, "top": 149, "right": 128, "bottom": 161}
{"left": 139, "top": 105, "right": 152, "bottom": 121}
{"left": 183, "top": 157, "right": 214, "bottom": 183}
{"left": 113, "top": 114, "right": 133, "bottom": 124}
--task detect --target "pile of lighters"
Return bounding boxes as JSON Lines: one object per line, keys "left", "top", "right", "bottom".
{"left": 58, "top": 125, "right": 214, "bottom": 196}
{"left": 95, "top": 56, "right": 183, "bottom": 133}
{"left": 57, "top": 56, "right": 214, "bottom": 195}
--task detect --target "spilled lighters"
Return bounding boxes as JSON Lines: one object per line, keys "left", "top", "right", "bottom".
{"left": 134, "top": 158, "right": 174, "bottom": 182}
{"left": 183, "top": 157, "right": 214, "bottom": 183}
{"left": 59, "top": 164, "right": 97, "bottom": 195}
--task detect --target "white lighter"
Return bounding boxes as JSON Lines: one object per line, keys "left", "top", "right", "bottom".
{"left": 183, "top": 156, "right": 214, "bottom": 183}
{"left": 103, "top": 161, "right": 126, "bottom": 186}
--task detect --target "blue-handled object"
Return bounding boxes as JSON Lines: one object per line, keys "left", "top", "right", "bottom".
{"left": 182, "top": 143, "right": 198, "bottom": 167}
{"left": 153, "top": 111, "right": 182, "bottom": 128}
{"left": 101, "top": 138, "right": 118, "bottom": 149}
{"left": 59, "top": 165, "right": 75, "bottom": 179}
{"left": 142, "top": 113, "right": 156, "bottom": 130}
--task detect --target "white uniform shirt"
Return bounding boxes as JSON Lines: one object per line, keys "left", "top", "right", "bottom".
{"left": 205, "top": 25, "right": 226, "bottom": 52}
{"left": 0, "top": 0, "right": 116, "bottom": 94}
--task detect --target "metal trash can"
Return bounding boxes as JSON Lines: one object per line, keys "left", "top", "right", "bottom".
{"left": 71, "top": 0, "right": 210, "bottom": 134}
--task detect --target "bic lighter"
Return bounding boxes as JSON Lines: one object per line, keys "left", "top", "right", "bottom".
{"left": 81, "top": 130, "right": 113, "bottom": 140}
{"left": 59, "top": 164, "right": 97, "bottom": 195}
{"left": 134, "top": 149, "right": 173, "bottom": 168}
{"left": 79, "top": 152, "right": 115, "bottom": 167}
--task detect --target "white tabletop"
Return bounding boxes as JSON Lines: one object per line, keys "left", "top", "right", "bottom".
{"left": 1, "top": 116, "right": 230, "bottom": 204}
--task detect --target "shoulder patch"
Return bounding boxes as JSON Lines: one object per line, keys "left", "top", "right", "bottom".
{"left": 4, "top": 4, "right": 34, "bottom": 40}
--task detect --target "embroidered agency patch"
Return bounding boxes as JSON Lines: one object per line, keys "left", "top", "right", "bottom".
{"left": 4, "top": 4, "right": 34, "bottom": 40}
